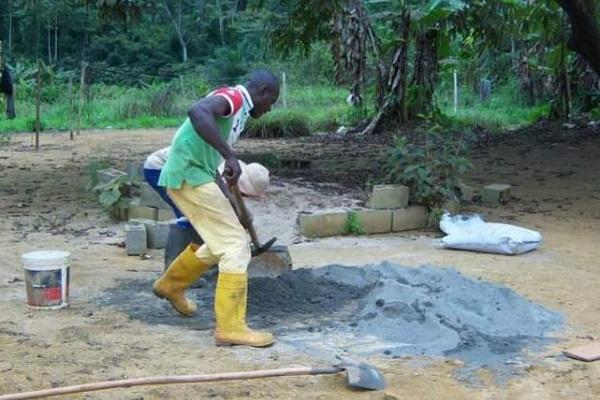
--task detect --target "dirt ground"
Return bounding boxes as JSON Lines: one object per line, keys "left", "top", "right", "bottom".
{"left": 1, "top": 125, "right": 599, "bottom": 399}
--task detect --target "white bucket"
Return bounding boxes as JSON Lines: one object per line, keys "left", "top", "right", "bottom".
{"left": 22, "top": 250, "right": 71, "bottom": 309}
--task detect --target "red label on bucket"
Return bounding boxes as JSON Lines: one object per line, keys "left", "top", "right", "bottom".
{"left": 43, "top": 286, "right": 62, "bottom": 301}
{"left": 24, "top": 267, "right": 69, "bottom": 308}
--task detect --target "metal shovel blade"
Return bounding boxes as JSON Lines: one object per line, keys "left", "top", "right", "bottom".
{"left": 250, "top": 236, "right": 278, "bottom": 257}
{"left": 335, "top": 357, "right": 386, "bottom": 391}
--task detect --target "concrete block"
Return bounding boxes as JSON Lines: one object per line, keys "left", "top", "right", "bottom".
{"left": 482, "top": 184, "right": 511, "bottom": 204}
{"left": 97, "top": 168, "right": 128, "bottom": 185}
{"left": 126, "top": 223, "right": 147, "bottom": 255}
{"left": 352, "top": 209, "right": 392, "bottom": 234}
{"left": 128, "top": 218, "right": 154, "bottom": 225}
{"left": 392, "top": 206, "right": 428, "bottom": 232}
{"left": 370, "top": 184, "right": 409, "bottom": 209}
{"left": 128, "top": 199, "right": 158, "bottom": 220}
{"left": 140, "top": 182, "right": 171, "bottom": 209}
{"left": 110, "top": 198, "right": 130, "bottom": 221}
{"left": 143, "top": 220, "right": 171, "bottom": 249}
{"left": 297, "top": 211, "right": 348, "bottom": 238}
{"left": 442, "top": 199, "right": 460, "bottom": 215}
{"left": 458, "top": 182, "right": 476, "bottom": 202}
{"left": 157, "top": 208, "right": 176, "bottom": 222}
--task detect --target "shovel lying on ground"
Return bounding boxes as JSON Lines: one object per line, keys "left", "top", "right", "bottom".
{"left": 0, "top": 357, "right": 385, "bottom": 399}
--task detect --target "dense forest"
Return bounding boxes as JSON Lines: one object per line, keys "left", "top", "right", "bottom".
{"left": 0, "top": 0, "right": 598, "bottom": 135}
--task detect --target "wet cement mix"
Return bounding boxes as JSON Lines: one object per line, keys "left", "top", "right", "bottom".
{"left": 102, "top": 261, "right": 564, "bottom": 383}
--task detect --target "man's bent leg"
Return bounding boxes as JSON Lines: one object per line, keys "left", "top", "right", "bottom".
{"left": 168, "top": 183, "right": 274, "bottom": 347}
{"left": 153, "top": 243, "right": 214, "bottom": 316}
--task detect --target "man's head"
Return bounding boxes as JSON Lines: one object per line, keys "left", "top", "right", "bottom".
{"left": 245, "top": 69, "right": 279, "bottom": 119}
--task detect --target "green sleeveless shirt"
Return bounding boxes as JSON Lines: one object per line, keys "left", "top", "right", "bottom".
{"left": 158, "top": 86, "right": 252, "bottom": 189}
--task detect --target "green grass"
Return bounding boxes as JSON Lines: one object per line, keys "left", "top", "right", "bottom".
{"left": 0, "top": 75, "right": 551, "bottom": 137}
{"left": 437, "top": 81, "right": 544, "bottom": 130}
{"left": 0, "top": 79, "right": 354, "bottom": 136}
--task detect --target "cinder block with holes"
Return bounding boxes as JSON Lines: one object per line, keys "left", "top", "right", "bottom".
{"left": 369, "top": 184, "right": 410, "bottom": 209}
{"left": 297, "top": 211, "right": 349, "bottom": 238}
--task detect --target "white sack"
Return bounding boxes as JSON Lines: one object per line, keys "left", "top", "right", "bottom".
{"left": 437, "top": 213, "right": 542, "bottom": 255}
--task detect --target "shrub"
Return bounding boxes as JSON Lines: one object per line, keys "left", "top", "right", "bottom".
{"left": 381, "top": 127, "right": 472, "bottom": 210}
{"left": 345, "top": 211, "right": 366, "bottom": 235}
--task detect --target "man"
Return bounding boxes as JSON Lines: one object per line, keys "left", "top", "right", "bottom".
{"left": 144, "top": 147, "right": 270, "bottom": 270}
{"left": 144, "top": 146, "right": 270, "bottom": 227}
{"left": 153, "top": 69, "right": 279, "bottom": 348}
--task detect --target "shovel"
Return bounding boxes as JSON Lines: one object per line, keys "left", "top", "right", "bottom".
{"left": 229, "top": 182, "right": 277, "bottom": 257}
{"left": 228, "top": 182, "right": 293, "bottom": 277}
{"left": 0, "top": 357, "right": 385, "bottom": 399}
{"left": 215, "top": 172, "right": 292, "bottom": 276}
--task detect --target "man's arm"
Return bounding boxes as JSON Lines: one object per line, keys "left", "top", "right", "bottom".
{"left": 188, "top": 96, "right": 242, "bottom": 182}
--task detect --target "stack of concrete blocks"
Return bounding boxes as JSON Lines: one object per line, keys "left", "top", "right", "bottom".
{"left": 97, "top": 168, "right": 176, "bottom": 254}
{"left": 123, "top": 182, "right": 175, "bottom": 253}
{"left": 298, "top": 184, "right": 454, "bottom": 238}
{"left": 125, "top": 218, "right": 172, "bottom": 255}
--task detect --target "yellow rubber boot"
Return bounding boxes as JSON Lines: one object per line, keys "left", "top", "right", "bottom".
{"left": 153, "top": 244, "right": 212, "bottom": 316}
{"left": 214, "top": 273, "right": 275, "bottom": 347}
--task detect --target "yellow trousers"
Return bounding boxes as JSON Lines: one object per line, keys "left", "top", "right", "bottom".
{"left": 168, "top": 182, "right": 250, "bottom": 274}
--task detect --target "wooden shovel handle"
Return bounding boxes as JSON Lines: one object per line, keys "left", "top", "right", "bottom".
{"left": 230, "top": 183, "right": 261, "bottom": 248}
{"left": 0, "top": 367, "right": 343, "bottom": 400}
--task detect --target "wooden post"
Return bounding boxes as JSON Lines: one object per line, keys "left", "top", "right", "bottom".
{"left": 35, "top": 60, "right": 41, "bottom": 151}
{"left": 77, "top": 62, "right": 87, "bottom": 135}
{"left": 480, "top": 79, "right": 491, "bottom": 103}
{"left": 282, "top": 72, "right": 287, "bottom": 108}
{"left": 453, "top": 69, "right": 458, "bottom": 114}
{"left": 68, "top": 76, "right": 74, "bottom": 140}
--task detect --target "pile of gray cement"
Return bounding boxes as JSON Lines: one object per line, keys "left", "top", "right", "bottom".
{"left": 102, "top": 261, "right": 563, "bottom": 382}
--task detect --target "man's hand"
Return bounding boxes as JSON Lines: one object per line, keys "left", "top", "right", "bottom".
{"left": 222, "top": 157, "right": 242, "bottom": 185}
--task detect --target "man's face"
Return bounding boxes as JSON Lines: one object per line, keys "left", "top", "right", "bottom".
{"left": 250, "top": 87, "right": 279, "bottom": 119}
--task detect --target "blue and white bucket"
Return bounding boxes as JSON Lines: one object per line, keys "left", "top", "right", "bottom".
{"left": 22, "top": 250, "right": 71, "bottom": 309}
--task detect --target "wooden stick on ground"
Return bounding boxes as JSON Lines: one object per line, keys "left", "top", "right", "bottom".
{"left": 0, "top": 366, "right": 341, "bottom": 400}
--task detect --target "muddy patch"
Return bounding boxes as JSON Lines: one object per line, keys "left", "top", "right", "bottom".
{"left": 101, "top": 261, "right": 564, "bottom": 383}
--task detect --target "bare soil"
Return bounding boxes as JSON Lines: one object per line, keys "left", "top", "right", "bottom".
{"left": 1, "top": 124, "right": 600, "bottom": 399}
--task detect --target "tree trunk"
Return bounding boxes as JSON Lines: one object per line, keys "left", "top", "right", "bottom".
{"left": 8, "top": 0, "right": 13, "bottom": 51}
{"left": 517, "top": 50, "right": 536, "bottom": 106}
{"left": 361, "top": 9, "right": 410, "bottom": 135}
{"left": 162, "top": 1, "right": 188, "bottom": 63}
{"left": 409, "top": 29, "right": 439, "bottom": 119}
{"left": 555, "top": 0, "right": 600, "bottom": 77}
{"left": 330, "top": 13, "right": 345, "bottom": 86}
{"left": 549, "top": 44, "right": 572, "bottom": 120}
{"left": 345, "top": 1, "right": 367, "bottom": 107}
